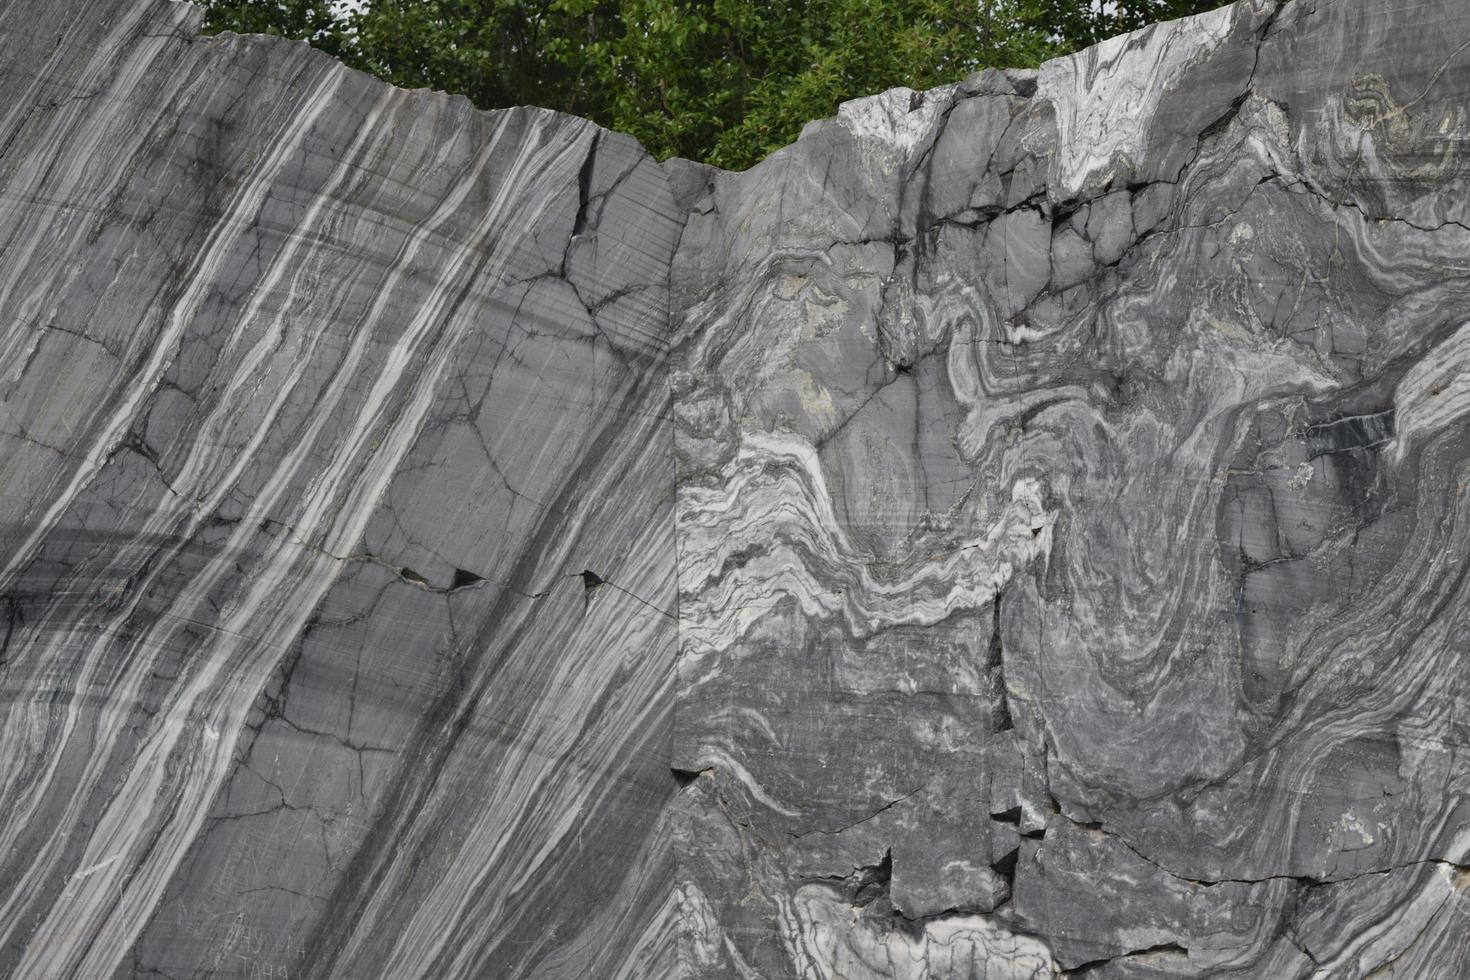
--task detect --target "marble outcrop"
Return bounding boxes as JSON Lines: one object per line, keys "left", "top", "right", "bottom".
{"left": 2, "top": 0, "right": 1469, "bottom": 977}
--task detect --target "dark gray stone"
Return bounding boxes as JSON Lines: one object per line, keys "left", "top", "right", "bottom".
{"left": 2, "top": 0, "right": 1469, "bottom": 977}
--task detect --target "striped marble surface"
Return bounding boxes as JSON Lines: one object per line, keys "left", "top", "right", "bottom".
{"left": 2, "top": 0, "right": 1469, "bottom": 977}
{"left": 0, "top": 1, "right": 680, "bottom": 977}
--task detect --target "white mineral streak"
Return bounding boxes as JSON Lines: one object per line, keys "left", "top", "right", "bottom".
{"left": 678, "top": 430, "right": 1053, "bottom": 662}
{"left": 830, "top": 85, "right": 956, "bottom": 155}
{"left": 1392, "top": 320, "right": 1470, "bottom": 463}
{"left": 1040, "top": 3, "right": 1235, "bottom": 197}
{"left": 778, "top": 885, "right": 1057, "bottom": 980}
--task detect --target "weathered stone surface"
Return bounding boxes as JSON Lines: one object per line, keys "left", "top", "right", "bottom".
{"left": 3, "top": 0, "right": 1470, "bottom": 977}
{"left": 0, "top": 3, "right": 679, "bottom": 977}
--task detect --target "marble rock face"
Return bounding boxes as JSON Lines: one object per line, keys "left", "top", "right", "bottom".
{"left": 3, "top": 0, "right": 1470, "bottom": 977}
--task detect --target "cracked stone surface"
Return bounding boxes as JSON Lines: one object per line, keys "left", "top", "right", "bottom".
{"left": 2, "top": 0, "right": 1470, "bottom": 977}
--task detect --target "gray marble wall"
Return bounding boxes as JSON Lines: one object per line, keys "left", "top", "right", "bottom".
{"left": 1, "top": 0, "right": 1468, "bottom": 977}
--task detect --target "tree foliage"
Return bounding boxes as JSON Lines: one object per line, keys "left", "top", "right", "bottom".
{"left": 196, "top": 0, "right": 1229, "bottom": 170}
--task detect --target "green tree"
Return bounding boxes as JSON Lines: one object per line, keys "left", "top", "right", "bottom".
{"left": 1027, "top": 0, "right": 1229, "bottom": 49}
{"left": 344, "top": 1, "right": 621, "bottom": 119}
{"left": 196, "top": 0, "right": 349, "bottom": 57}
{"left": 197, "top": 0, "right": 1230, "bottom": 170}
{"left": 589, "top": 0, "right": 1047, "bottom": 166}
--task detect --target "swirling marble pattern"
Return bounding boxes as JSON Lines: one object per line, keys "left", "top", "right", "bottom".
{"left": 3, "top": 0, "right": 1470, "bottom": 977}
{"left": 666, "top": 0, "right": 1470, "bottom": 975}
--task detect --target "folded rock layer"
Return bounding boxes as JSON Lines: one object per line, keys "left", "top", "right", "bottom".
{"left": 1, "top": 0, "right": 1468, "bottom": 977}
